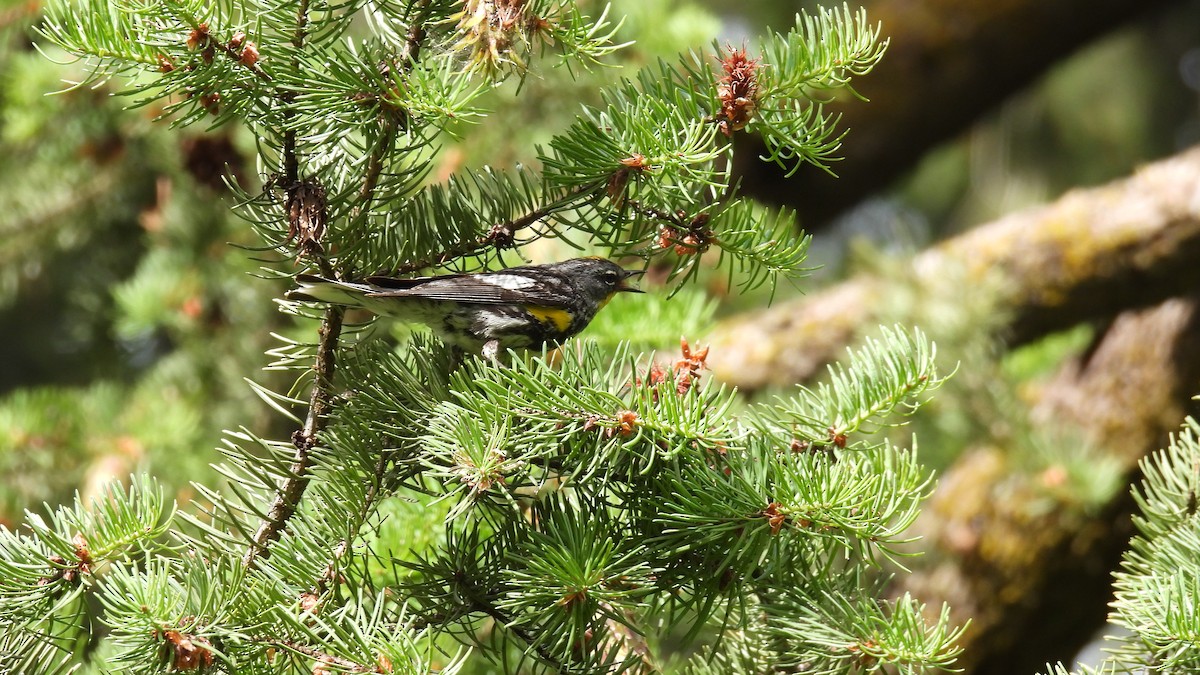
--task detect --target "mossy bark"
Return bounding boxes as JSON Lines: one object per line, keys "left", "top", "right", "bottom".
{"left": 710, "top": 145, "right": 1200, "bottom": 392}
{"left": 710, "top": 145, "right": 1200, "bottom": 671}
{"left": 902, "top": 297, "right": 1200, "bottom": 673}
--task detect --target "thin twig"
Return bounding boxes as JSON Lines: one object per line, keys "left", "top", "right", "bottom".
{"left": 472, "top": 598, "right": 565, "bottom": 670}
{"left": 243, "top": 0, "right": 434, "bottom": 570}
{"left": 387, "top": 183, "right": 600, "bottom": 276}
{"left": 281, "top": 0, "right": 310, "bottom": 186}
{"left": 403, "top": 0, "right": 432, "bottom": 64}
{"left": 168, "top": 12, "right": 273, "bottom": 81}
{"left": 339, "top": 0, "right": 429, "bottom": 249}
{"left": 354, "top": 124, "right": 396, "bottom": 217}
{"left": 270, "top": 639, "right": 377, "bottom": 672}
{"left": 244, "top": 304, "right": 344, "bottom": 569}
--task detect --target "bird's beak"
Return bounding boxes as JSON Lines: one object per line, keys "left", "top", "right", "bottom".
{"left": 619, "top": 269, "right": 646, "bottom": 293}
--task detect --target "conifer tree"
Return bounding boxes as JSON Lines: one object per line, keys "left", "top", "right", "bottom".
{"left": 1, "top": 1, "right": 968, "bottom": 672}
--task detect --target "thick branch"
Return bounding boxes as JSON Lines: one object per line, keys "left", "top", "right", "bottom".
{"left": 736, "top": 0, "right": 1185, "bottom": 227}
{"left": 709, "top": 144, "right": 1200, "bottom": 390}
{"left": 898, "top": 295, "right": 1200, "bottom": 673}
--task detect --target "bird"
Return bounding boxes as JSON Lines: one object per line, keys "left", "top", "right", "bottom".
{"left": 287, "top": 257, "right": 644, "bottom": 358}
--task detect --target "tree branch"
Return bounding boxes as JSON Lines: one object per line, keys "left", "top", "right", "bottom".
{"left": 243, "top": 0, "right": 437, "bottom": 571}
{"left": 709, "top": 144, "right": 1200, "bottom": 390}
{"left": 735, "top": 0, "right": 1186, "bottom": 227}
{"left": 243, "top": 0, "right": 327, "bottom": 572}
{"left": 898, "top": 294, "right": 1200, "bottom": 673}
{"left": 281, "top": 0, "right": 310, "bottom": 187}
{"left": 244, "top": 304, "right": 344, "bottom": 569}
{"left": 403, "top": 0, "right": 432, "bottom": 63}
{"left": 386, "top": 183, "right": 599, "bottom": 276}
{"left": 471, "top": 597, "right": 566, "bottom": 670}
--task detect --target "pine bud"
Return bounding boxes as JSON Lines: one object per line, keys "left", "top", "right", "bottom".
{"left": 158, "top": 630, "right": 214, "bottom": 671}
{"left": 239, "top": 42, "right": 260, "bottom": 67}
{"left": 715, "top": 46, "right": 760, "bottom": 136}
{"left": 186, "top": 23, "right": 209, "bottom": 51}
{"left": 199, "top": 92, "right": 220, "bottom": 115}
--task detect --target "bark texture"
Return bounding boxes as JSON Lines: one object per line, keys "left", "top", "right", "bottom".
{"left": 706, "top": 144, "right": 1200, "bottom": 671}
{"left": 902, "top": 297, "right": 1200, "bottom": 673}
{"left": 709, "top": 145, "right": 1200, "bottom": 391}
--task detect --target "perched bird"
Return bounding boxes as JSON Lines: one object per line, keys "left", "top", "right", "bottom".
{"left": 288, "top": 257, "right": 644, "bottom": 358}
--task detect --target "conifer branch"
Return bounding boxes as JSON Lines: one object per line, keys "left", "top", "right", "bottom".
{"left": 471, "top": 596, "right": 566, "bottom": 670}
{"left": 243, "top": 0, "right": 327, "bottom": 571}
{"left": 403, "top": 0, "right": 432, "bottom": 63}
{"left": 353, "top": 0, "right": 431, "bottom": 218}
{"left": 269, "top": 639, "right": 378, "bottom": 673}
{"left": 355, "top": 126, "right": 397, "bottom": 220}
{"left": 244, "top": 305, "right": 344, "bottom": 569}
{"left": 246, "top": 0, "right": 438, "bottom": 571}
{"left": 386, "top": 183, "right": 599, "bottom": 275}
{"left": 281, "top": 0, "right": 311, "bottom": 187}
{"left": 17, "top": 1, "right": 967, "bottom": 671}
{"left": 166, "top": 9, "right": 271, "bottom": 81}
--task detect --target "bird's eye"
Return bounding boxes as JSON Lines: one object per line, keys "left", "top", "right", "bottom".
{"left": 602, "top": 270, "right": 620, "bottom": 285}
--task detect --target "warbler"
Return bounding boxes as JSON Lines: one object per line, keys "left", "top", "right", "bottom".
{"left": 288, "top": 257, "right": 644, "bottom": 358}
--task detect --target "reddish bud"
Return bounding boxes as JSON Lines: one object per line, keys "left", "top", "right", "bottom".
{"left": 186, "top": 23, "right": 208, "bottom": 51}
{"left": 762, "top": 502, "right": 787, "bottom": 535}
{"left": 199, "top": 92, "right": 220, "bottom": 115}
{"left": 239, "top": 42, "right": 260, "bottom": 67}
{"left": 616, "top": 410, "right": 640, "bottom": 437}
{"left": 299, "top": 592, "right": 321, "bottom": 613}
{"left": 715, "top": 46, "right": 760, "bottom": 135}
{"left": 619, "top": 153, "right": 647, "bottom": 169}
{"left": 159, "top": 630, "right": 214, "bottom": 671}
{"left": 829, "top": 428, "right": 847, "bottom": 449}
{"left": 657, "top": 225, "right": 682, "bottom": 252}
{"left": 72, "top": 532, "right": 92, "bottom": 576}
{"left": 657, "top": 215, "right": 712, "bottom": 256}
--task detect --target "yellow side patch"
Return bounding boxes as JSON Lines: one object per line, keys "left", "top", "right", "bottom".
{"left": 527, "top": 306, "right": 573, "bottom": 333}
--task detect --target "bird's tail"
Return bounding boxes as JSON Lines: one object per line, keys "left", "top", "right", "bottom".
{"left": 288, "top": 274, "right": 429, "bottom": 322}
{"left": 287, "top": 274, "right": 376, "bottom": 307}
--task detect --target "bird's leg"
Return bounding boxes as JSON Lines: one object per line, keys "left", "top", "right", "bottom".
{"left": 446, "top": 345, "right": 467, "bottom": 372}
{"left": 481, "top": 339, "right": 501, "bottom": 362}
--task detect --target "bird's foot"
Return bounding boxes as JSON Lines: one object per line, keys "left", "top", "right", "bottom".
{"left": 481, "top": 339, "right": 501, "bottom": 362}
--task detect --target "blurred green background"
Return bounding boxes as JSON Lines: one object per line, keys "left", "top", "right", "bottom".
{"left": 3, "top": 0, "right": 1199, "bottom": 670}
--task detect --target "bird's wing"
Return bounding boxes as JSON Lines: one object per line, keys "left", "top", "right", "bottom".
{"left": 364, "top": 270, "right": 570, "bottom": 307}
